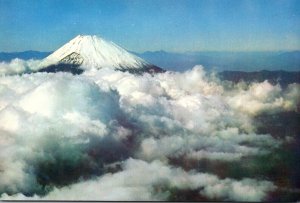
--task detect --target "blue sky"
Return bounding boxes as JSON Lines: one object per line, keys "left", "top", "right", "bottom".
{"left": 0, "top": 0, "right": 299, "bottom": 52}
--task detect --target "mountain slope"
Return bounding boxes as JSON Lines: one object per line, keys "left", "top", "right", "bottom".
{"left": 40, "top": 35, "right": 163, "bottom": 74}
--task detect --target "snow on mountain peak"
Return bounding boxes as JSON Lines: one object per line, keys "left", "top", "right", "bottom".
{"left": 42, "top": 35, "right": 154, "bottom": 71}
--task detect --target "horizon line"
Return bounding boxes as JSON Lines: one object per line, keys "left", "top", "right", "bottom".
{"left": 1, "top": 49, "right": 300, "bottom": 54}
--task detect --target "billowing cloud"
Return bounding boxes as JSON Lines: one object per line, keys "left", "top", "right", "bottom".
{"left": 0, "top": 64, "right": 299, "bottom": 201}
{"left": 1, "top": 159, "right": 276, "bottom": 201}
{"left": 0, "top": 59, "right": 43, "bottom": 75}
{"left": 225, "top": 80, "right": 300, "bottom": 115}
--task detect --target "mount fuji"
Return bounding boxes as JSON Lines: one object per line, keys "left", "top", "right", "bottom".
{"left": 39, "top": 35, "right": 163, "bottom": 74}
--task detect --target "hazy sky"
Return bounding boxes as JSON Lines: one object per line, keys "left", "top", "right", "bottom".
{"left": 0, "top": 0, "right": 299, "bottom": 52}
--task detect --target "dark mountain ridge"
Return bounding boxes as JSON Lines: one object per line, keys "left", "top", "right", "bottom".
{"left": 218, "top": 70, "right": 300, "bottom": 88}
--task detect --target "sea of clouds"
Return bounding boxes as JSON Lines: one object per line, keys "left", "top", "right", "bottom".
{"left": 0, "top": 59, "right": 299, "bottom": 201}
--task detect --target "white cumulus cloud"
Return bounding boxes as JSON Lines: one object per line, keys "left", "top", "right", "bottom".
{"left": 0, "top": 64, "right": 298, "bottom": 201}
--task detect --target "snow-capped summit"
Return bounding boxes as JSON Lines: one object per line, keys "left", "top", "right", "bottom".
{"left": 40, "top": 35, "right": 163, "bottom": 74}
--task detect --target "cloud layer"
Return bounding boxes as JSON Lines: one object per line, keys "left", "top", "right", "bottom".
{"left": 0, "top": 62, "right": 299, "bottom": 201}
{"left": 1, "top": 158, "right": 276, "bottom": 201}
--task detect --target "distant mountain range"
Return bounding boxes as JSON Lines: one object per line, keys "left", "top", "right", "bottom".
{"left": 0, "top": 50, "right": 51, "bottom": 61}
{"left": 134, "top": 50, "right": 300, "bottom": 72}
{"left": 1, "top": 50, "right": 299, "bottom": 72}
